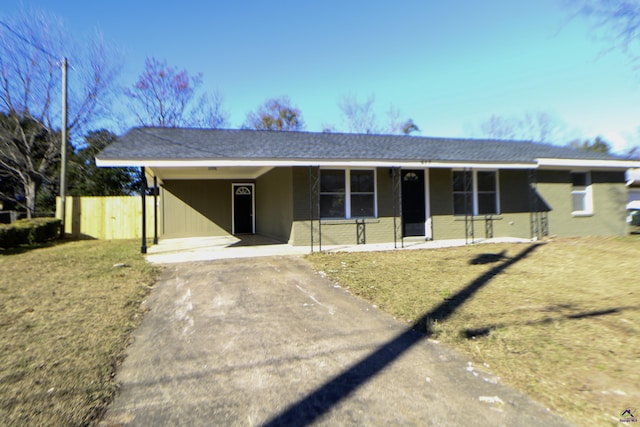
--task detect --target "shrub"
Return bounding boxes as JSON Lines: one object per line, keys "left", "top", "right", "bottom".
{"left": 0, "top": 225, "right": 18, "bottom": 248}
{"left": 0, "top": 218, "right": 61, "bottom": 248}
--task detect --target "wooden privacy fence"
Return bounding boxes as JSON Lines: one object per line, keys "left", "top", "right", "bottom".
{"left": 56, "top": 196, "right": 156, "bottom": 240}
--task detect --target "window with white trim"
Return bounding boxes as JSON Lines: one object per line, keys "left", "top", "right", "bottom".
{"left": 320, "top": 169, "right": 376, "bottom": 219}
{"left": 452, "top": 170, "right": 499, "bottom": 215}
{"left": 570, "top": 172, "right": 592, "bottom": 215}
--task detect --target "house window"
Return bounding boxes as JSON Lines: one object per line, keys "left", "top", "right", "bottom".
{"left": 320, "top": 170, "right": 345, "bottom": 218}
{"left": 571, "top": 172, "right": 592, "bottom": 215}
{"left": 320, "top": 169, "right": 376, "bottom": 218}
{"left": 452, "top": 170, "right": 499, "bottom": 215}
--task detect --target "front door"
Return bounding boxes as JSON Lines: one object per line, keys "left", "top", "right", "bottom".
{"left": 401, "top": 170, "right": 426, "bottom": 237}
{"left": 233, "top": 184, "right": 254, "bottom": 234}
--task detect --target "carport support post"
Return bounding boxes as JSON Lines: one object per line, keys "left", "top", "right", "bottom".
{"left": 141, "top": 167, "right": 147, "bottom": 254}
{"left": 308, "top": 166, "right": 321, "bottom": 253}
{"left": 392, "top": 167, "right": 403, "bottom": 249}
{"left": 153, "top": 175, "right": 158, "bottom": 245}
{"left": 309, "top": 167, "right": 313, "bottom": 253}
{"left": 392, "top": 168, "right": 398, "bottom": 249}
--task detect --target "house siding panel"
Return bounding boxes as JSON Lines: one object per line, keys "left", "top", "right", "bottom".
{"left": 290, "top": 167, "right": 398, "bottom": 246}
{"left": 430, "top": 214, "right": 531, "bottom": 240}
{"left": 161, "top": 180, "right": 233, "bottom": 238}
{"left": 292, "top": 167, "right": 311, "bottom": 221}
{"left": 429, "top": 169, "right": 453, "bottom": 216}
{"left": 429, "top": 168, "right": 460, "bottom": 240}
{"left": 537, "top": 170, "right": 627, "bottom": 237}
{"left": 500, "top": 170, "right": 530, "bottom": 213}
{"left": 157, "top": 168, "right": 629, "bottom": 245}
{"left": 256, "top": 167, "right": 293, "bottom": 242}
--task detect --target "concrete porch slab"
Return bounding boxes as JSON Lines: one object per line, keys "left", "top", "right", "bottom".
{"left": 145, "top": 235, "right": 307, "bottom": 264}
{"left": 145, "top": 235, "right": 531, "bottom": 264}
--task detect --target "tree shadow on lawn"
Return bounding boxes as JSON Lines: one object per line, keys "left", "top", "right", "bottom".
{"left": 462, "top": 306, "right": 637, "bottom": 339}
{"left": 0, "top": 238, "right": 77, "bottom": 256}
{"left": 262, "top": 243, "right": 544, "bottom": 427}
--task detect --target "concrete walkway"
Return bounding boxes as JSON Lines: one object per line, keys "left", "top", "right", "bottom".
{"left": 145, "top": 235, "right": 530, "bottom": 264}
{"left": 100, "top": 256, "right": 571, "bottom": 426}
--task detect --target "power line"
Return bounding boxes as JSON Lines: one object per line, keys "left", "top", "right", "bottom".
{"left": 0, "top": 19, "right": 58, "bottom": 60}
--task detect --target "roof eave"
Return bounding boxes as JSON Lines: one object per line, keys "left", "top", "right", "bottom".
{"left": 95, "top": 157, "right": 538, "bottom": 169}
{"left": 536, "top": 158, "right": 640, "bottom": 170}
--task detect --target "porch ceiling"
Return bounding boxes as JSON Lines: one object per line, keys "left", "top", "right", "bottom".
{"left": 148, "top": 166, "right": 273, "bottom": 181}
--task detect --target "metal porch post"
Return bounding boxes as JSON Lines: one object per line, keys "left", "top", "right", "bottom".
{"left": 392, "top": 167, "right": 403, "bottom": 249}
{"left": 140, "top": 167, "right": 147, "bottom": 254}
{"left": 153, "top": 175, "right": 158, "bottom": 245}
{"left": 309, "top": 167, "right": 314, "bottom": 253}
{"left": 464, "top": 168, "right": 474, "bottom": 244}
{"left": 309, "top": 167, "right": 321, "bottom": 253}
{"left": 317, "top": 167, "right": 322, "bottom": 252}
{"left": 529, "top": 168, "right": 540, "bottom": 240}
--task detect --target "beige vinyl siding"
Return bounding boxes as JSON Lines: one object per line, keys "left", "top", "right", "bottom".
{"left": 291, "top": 218, "right": 397, "bottom": 246}
{"left": 429, "top": 168, "right": 460, "bottom": 240}
{"left": 161, "top": 180, "right": 234, "bottom": 238}
{"left": 256, "top": 167, "right": 294, "bottom": 242}
{"left": 431, "top": 168, "right": 536, "bottom": 240}
{"left": 537, "top": 170, "right": 627, "bottom": 236}
{"left": 158, "top": 167, "right": 629, "bottom": 245}
{"left": 290, "top": 166, "right": 398, "bottom": 246}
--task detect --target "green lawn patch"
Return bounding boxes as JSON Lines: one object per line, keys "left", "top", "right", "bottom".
{"left": 308, "top": 236, "right": 640, "bottom": 426}
{"left": 0, "top": 239, "right": 157, "bottom": 426}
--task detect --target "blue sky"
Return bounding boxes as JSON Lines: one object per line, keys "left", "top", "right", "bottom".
{"left": 3, "top": 0, "right": 640, "bottom": 153}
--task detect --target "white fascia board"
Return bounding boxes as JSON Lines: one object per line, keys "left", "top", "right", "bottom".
{"left": 96, "top": 158, "right": 537, "bottom": 169}
{"left": 537, "top": 158, "right": 640, "bottom": 169}
{"left": 426, "top": 161, "right": 535, "bottom": 169}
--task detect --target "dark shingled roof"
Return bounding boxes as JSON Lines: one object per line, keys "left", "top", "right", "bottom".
{"left": 97, "top": 127, "right": 626, "bottom": 164}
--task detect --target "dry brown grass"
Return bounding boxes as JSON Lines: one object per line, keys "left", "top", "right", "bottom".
{"left": 308, "top": 236, "right": 640, "bottom": 426}
{"left": 0, "top": 239, "right": 157, "bottom": 426}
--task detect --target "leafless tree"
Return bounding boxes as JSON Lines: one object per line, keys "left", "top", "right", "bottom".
{"left": 477, "top": 111, "right": 568, "bottom": 143}
{"left": 243, "top": 96, "right": 305, "bottom": 131}
{"left": 126, "top": 57, "right": 228, "bottom": 128}
{"left": 0, "top": 7, "right": 121, "bottom": 216}
{"left": 335, "top": 94, "right": 419, "bottom": 135}
{"left": 386, "top": 105, "right": 420, "bottom": 135}
{"left": 0, "top": 112, "right": 56, "bottom": 217}
{"left": 197, "top": 89, "right": 229, "bottom": 129}
{"left": 338, "top": 93, "right": 379, "bottom": 134}
{"left": 568, "top": 0, "right": 640, "bottom": 59}
{"left": 568, "top": 0, "right": 640, "bottom": 154}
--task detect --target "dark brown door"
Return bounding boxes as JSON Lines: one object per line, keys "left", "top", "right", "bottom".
{"left": 401, "top": 170, "right": 426, "bottom": 237}
{"left": 233, "top": 184, "right": 254, "bottom": 234}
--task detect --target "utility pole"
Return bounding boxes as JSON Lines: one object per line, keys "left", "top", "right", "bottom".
{"left": 59, "top": 57, "right": 68, "bottom": 239}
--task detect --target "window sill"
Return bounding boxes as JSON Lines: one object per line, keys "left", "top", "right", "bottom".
{"left": 571, "top": 212, "right": 593, "bottom": 217}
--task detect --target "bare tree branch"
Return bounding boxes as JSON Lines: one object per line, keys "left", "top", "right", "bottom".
{"left": 126, "top": 57, "right": 225, "bottom": 128}
{"left": 477, "top": 111, "right": 568, "bottom": 143}
{"left": 569, "top": 0, "right": 640, "bottom": 58}
{"left": 338, "top": 93, "right": 379, "bottom": 134}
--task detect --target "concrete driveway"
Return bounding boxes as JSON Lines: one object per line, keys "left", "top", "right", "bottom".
{"left": 100, "top": 256, "right": 572, "bottom": 427}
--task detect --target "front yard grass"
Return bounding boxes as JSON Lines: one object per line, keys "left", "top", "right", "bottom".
{"left": 308, "top": 236, "right": 640, "bottom": 426}
{"left": 0, "top": 239, "right": 157, "bottom": 426}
